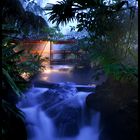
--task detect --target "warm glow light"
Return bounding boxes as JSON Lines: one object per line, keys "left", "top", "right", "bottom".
{"left": 30, "top": 50, "right": 50, "bottom": 54}
{"left": 22, "top": 41, "right": 49, "bottom": 44}
{"left": 20, "top": 72, "right": 30, "bottom": 80}
{"left": 43, "top": 69, "right": 60, "bottom": 74}
{"left": 42, "top": 65, "right": 74, "bottom": 74}
{"left": 41, "top": 76, "right": 48, "bottom": 81}
{"left": 11, "top": 43, "right": 16, "bottom": 45}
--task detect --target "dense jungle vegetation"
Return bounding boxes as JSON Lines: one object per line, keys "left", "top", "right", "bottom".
{"left": 44, "top": 1, "right": 138, "bottom": 140}
{"left": 45, "top": 0, "right": 138, "bottom": 83}
{"left": 2, "top": 0, "right": 48, "bottom": 139}
{"left": 2, "top": 0, "right": 138, "bottom": 140}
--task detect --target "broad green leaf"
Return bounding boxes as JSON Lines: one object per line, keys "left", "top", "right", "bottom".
{"left": 2, "top": 68, "right": 21, "bottom": 96}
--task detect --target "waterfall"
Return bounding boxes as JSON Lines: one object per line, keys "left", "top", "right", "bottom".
{"left": 17, "top": 83, "right": 100, "bottom": 140}
{"left": 22, "top": 106, "right": 55, "bottom": 140}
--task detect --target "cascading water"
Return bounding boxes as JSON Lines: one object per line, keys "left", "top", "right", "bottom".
{"left": 17, "top": 83, "right": 100, "bottom": 140}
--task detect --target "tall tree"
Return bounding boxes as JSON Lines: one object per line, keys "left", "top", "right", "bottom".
{"left": 44, "top": 0, "right": 138, "bottom": 82}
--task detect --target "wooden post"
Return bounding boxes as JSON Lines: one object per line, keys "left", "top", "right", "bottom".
{"left": 50, "top": 41, "right": 52, "bottom": 64}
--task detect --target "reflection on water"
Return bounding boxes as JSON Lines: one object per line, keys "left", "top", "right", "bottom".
{"left": 36, "top": 65, "right": 106, "bottom": 85}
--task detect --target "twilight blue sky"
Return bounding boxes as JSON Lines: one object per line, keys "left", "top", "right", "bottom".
{"left": 39, "top": 0, "right": 77, "bottom": 34}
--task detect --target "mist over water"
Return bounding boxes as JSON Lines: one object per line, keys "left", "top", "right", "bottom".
{"left": 17, "top": 83, "right": 101, "bottom": 140}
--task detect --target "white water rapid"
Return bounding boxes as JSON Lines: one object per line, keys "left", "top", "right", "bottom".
{"left": 17, "top": 83, "right": 100, "bottom": 140}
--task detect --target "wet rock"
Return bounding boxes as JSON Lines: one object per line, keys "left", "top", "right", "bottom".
{"left": 2, "top": 106, "right": 27, "bottom": 140}
{"left": 53, "top": 107, "right": 82, "bottom": 137}
{"left": 37, "top": 89, "right": 63, "bottom": 109}
{"left": 37, "top": 83, "right": 77, "bottom": 109}
{"left": 38, "top": 87, "right": 91, "bottom": 137}
{"left": 38, "top": 97, "right": 83, "bottom": 137}
{"left": 86, "top": 77, "right": 138, "bottom": 140}
{"left": 34, "top": 81, "right": 59, "bottom": 89}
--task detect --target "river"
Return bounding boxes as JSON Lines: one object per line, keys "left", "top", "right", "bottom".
{"left": 17, "top": 65, "right": 105, "bottom": 140}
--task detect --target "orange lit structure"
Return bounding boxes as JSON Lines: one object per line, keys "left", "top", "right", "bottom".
{"left": 14, "top": 39, "right": 81, "bottom": 64}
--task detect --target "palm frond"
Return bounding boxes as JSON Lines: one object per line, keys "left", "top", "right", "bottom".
{"left": 46, "top": 0, "right": 76, "bottom": 25}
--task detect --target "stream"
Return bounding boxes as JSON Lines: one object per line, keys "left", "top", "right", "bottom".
{"left": 17, "top": 65, "right": 102, "bottom": 140}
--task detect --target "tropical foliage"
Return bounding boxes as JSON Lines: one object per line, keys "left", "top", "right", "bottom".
{"left": 45, "top": 0, "right": 138, "bottom": 83}
{"left": 2, "top": 24, "right": 46, "bottom": 139}
{"left": 2, "top": 3, "right": 47, "bottom": 138}
{"left": 2, "top": 0, "right": 48, "bottom": 38}
{"left": 2, "top": 1, "right": 58, "bottom": 139}
{"left": 41, "top": 26, "right": 64, "bottom": 40}
{"left": 2, "top": 30, "right": 25, "bottom": 140}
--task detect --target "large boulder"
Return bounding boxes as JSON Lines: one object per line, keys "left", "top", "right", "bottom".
{"left": 86, "top": 77, "right": 138, "bottom": 140}
{"left": 37, "top": 84, "right": 91, "bottom": 137}
{"left": 40, "top": 94, "right": 83, "bottom": 137}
